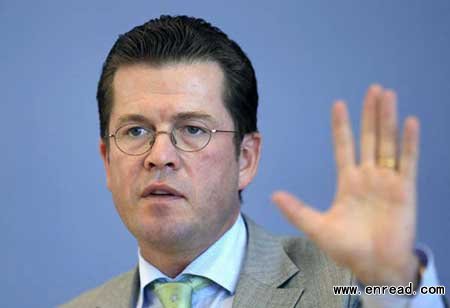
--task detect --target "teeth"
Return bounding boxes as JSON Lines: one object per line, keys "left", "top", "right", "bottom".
{"left": 151, "top": 190, "right": 171, "bottom": 195}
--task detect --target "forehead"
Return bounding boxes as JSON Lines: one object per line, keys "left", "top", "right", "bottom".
{"left": 110, "top": 61, "right": 230, "bottom": 127}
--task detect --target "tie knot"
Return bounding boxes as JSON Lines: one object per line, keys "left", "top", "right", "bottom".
{"left": 184, "top": 275, "right": 211, "bottom": 291}
{"left": 151, "top": 275, "right": 210, "bottom": 308}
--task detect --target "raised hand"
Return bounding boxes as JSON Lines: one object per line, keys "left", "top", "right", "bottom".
{"left": 273, "top": 85, "right": 420, "bottom": 286}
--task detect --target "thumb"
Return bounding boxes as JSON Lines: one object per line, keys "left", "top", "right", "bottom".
{"left": 272, "top": 191, "right": 324, "bottom": 240}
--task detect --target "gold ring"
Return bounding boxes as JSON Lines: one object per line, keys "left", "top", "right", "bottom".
{"left": 378, "top": 157, "right": 396, "bottom": 169}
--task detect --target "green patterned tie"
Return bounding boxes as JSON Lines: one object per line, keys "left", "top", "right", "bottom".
{"left": 151, "top": 275, "right": 211, "bottom": 308}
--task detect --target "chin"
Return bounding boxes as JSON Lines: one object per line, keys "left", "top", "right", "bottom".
{"left": 135, "top": 217, "right": 200, "bottom": 247}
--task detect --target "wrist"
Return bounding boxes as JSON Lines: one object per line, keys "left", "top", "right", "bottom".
{"left": 383, "top": 253, "right": 420, "bottom": 287}
{"left": 356, "top": 253, "right": 420, "bottom": 287}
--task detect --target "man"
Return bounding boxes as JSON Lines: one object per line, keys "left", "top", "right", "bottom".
{"left": 62, "top": 15, "right": 445, "bottom": 307}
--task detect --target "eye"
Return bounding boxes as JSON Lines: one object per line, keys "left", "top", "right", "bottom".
{"left": 125, "top": 126, "right": 149, "bottom": 138}
{"left": 183, "top": 125, "right": 207, "bottom": 136}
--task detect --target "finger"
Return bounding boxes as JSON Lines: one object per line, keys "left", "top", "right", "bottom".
{"left": 332, "top": 101, "right": 356, "bottom": 173}
{"left": 272, "top": 191, "right": 324, "bottom": 240}
{"left": 399, "top": 117, "right": 420, "bottom": 181}
{"left": 376, "top": 90, "right": 399, "bottom": 167}
{"left": 360, "top": 84, "right": 383, "bottom": 165}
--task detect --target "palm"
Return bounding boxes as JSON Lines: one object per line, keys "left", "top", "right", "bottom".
{"left": 273, "top": 85, "right": 420, "bottom": 285}
{"left": 323, "top": 165, "right": 415, "bottom": 281}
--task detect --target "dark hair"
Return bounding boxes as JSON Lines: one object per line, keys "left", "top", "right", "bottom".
{"left": 97, "top": 15, "right": 258, "bottom": 154}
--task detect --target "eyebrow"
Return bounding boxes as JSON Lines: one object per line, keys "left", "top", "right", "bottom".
{"left": 115, "top": 111, "right": 218, "bottom": 128}
{"left": 174, "top": 111, "right": 216, "bottom": 123}
{"left": 115, "top": 114, "right": 150, "bottom": 128}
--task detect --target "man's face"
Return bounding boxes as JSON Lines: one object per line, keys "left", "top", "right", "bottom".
{"left": 100, "top": 62, "right": 260, "bottom": 255}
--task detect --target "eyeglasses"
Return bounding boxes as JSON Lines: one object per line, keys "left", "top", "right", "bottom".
{"left": 108, "top": 123, "right": 237, "bottom": 155}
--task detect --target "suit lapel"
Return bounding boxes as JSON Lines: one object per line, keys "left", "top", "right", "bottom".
{"left": 233, "top": 215, "right": 304, "bottom": 308}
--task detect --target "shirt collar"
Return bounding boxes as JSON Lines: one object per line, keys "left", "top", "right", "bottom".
{"left": 138, "top": 213, "right": 247, "bottom": 299}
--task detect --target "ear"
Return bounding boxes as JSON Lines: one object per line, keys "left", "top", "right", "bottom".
{"left": 99, "top": 139, "right": 112, "bottom": 191}
{"left": 238, "top": 132, "right": 262, "bottom": 190}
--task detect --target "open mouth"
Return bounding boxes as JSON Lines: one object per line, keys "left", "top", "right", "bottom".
{"left": 148, "top": 190, "right": 178, "bottom": 197}
{"left": 141, "top": 184, "right": 185, "bottom": 200}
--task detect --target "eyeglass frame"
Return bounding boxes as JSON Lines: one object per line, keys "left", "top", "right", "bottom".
{"left": 108, "top": 124, "right": 238, "bottom": 156}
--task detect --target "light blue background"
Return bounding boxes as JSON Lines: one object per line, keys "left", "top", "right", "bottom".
{"left": 1, "top": 1, "right": 449, "bottom": 306}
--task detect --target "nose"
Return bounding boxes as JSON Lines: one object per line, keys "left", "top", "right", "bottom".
{"left": 143, "top": 131, "right": 181, "bottom": 171}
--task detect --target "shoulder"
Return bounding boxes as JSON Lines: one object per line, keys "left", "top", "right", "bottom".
{"left": 59, "top": 268, "right": 138, "bottom": 308}
{"left": 244, "top": 215, "right": 352, "bottom": 284}
{"left": 280, "top": 235, "right": 337, "bottom": 269}
{"left": 281, "top": 235, "right": 351, "bottom": 279}
{"left": 244, "top": 214, "right": 339, "bottom": 269}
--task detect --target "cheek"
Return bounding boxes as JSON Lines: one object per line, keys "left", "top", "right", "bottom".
{"left": 109, "top": 156, "right": 142, "bottom": 202}
{"left": 187, "top": 147, "right": 239, "bottom": 199}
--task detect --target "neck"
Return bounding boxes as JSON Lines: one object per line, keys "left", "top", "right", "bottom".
{"left": 140, "top": 247, "right": 198, "bottom": 278}
{"left": 139, "top": 212, "right": 239, "bottom": 278}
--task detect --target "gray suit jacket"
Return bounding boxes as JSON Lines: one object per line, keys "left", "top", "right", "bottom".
{"left": 61, "top": 216, "right": 359, "bottom": 308}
